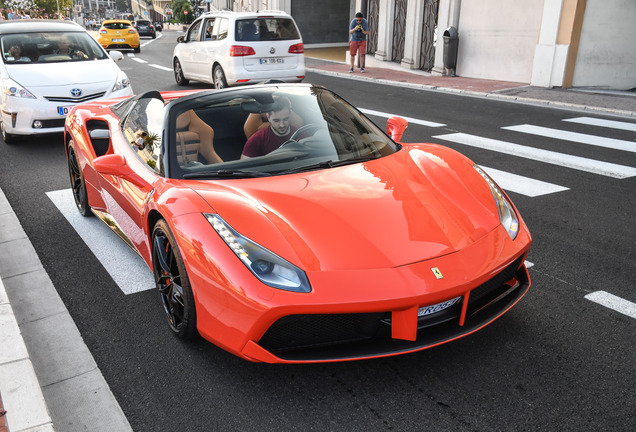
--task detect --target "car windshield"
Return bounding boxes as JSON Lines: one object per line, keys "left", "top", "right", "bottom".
{"left": 235, "top": 18, "right": 300, "bottom": 41}
{"left": 157, "top": 85, "right": 397, "bottom": 179}
{"left": 1, "top": 31, "right": 108, "bottom": 64}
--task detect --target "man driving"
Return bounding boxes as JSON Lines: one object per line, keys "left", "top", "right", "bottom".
{"left": 241, "top": 96, "right": 298, "bottom": 159}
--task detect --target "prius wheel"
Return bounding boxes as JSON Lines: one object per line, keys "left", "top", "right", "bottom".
{"left": 213, "top": 65, "right": 227, "bottom": 89}
{"left": 67, "top": 143, "right": 91, "bottom": 217}
{"left": 174, "top": 58, "right": 189, "bottom": 86}
{"left": 152, "top": 219, "right": 197, "bottom": 339}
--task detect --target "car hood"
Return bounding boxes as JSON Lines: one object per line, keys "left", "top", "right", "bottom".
{"left": 5, "top": 59, "right": 120, "bottom": 87}
{"left": 193, "top": 146, "right": 502, "bottom": 271}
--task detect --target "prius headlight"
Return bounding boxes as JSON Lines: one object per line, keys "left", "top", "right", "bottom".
{"left": 206, "top": 214, "right": 311, "bottom": 293}
{"left": 2, "top": 78, "right": 35, "bottom": 99}
{"left": 474, "top": 165, "right": 519, "bottom": 240}
{"left": 112, "top": 71, "right": 131, "bottom": 92}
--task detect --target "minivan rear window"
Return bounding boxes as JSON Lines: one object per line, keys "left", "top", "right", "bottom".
{"left": 235, "top": 18, "right": 300, "bottom": 42}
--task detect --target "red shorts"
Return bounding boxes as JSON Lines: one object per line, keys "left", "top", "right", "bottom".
{"left": 350, "top": 40, "right": 367, "bottom": 56}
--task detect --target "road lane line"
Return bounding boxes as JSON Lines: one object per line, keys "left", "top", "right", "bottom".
{"left": 433, "top": 132, "right": 636, "bottom": 179}
{"left": 360, "top": 108, "right": 446, "bottom": 128}
{"left": 46, "top": 189, "right": 154, "bottom": 295}
{"left": 131, "top": 57, "right": 147, "bottom": 63}
{"left": 480, "top": 166, "right": 569, "bottom": 197}
{"left": 564, "top": 117, "right": 636, "bottom": 132}
{"left": 149, "top": 64, "right": 173, "bottom": 71}
{"left": 503, "top": 124, "right": 636, "bottom": 153}
{"left": 585, "top": 291, "right": 636, "bottom": 319}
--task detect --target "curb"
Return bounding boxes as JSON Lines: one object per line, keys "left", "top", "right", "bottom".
{"left": 305, "top": 65, "right": 636, "bottom": 119}
{"left": 0, "top": 278, "right": 54, "bottom": 432}
{"left": 0, "top": 187, "right": 132, "bottom": 432}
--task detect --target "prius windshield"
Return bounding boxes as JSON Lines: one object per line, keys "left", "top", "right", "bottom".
{"left": 1, "top": 32, "right": 108, "bottom": 64}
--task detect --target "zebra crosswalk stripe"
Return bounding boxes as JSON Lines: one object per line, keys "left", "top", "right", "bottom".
{"left": 564, "top": 117, "right": 636, "bottom": 132}
{"left": 502, "top": 124, "right": 636, "bottom": 153}
{"left": 480, "top": 166, "right": 569, "bottom": 197}
{"left": 433, "top": 132, "right": 636, "bottom": 179}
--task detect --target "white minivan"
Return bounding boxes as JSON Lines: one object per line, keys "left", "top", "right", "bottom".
{"left": 172, "top": 11, "right": 305, "bottom": 89}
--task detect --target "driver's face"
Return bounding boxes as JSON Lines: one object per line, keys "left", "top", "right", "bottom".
{"left": 268, "top": 107, "right": 291, "bottom": 136}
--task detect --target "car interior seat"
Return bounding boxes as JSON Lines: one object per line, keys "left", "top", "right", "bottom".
{"left": 175, "top": 110, "right": 222, "bottom": 165}
{"left": 241, "top": 22, "right": 258, "bottom": 41}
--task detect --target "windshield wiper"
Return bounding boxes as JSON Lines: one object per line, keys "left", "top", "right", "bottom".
{"left": 276, "top": 157, "right": 376, "bottom": 175}
{"left": 182, "top": 170, "right": 272, "bottom": 179}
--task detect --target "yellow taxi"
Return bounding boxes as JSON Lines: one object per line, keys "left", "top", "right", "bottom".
{"left": 97, "top": 20, "right": 140, "bottom": 53}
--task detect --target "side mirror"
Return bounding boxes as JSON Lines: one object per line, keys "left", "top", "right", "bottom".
{"left": 177, "top": 36, "right": 184, "bottom": 43}
{"left": 109, "top": 50, "right": 124, "bottom": 62}
{"left": 386, "top": 116, "right": 408, "bottom": 142}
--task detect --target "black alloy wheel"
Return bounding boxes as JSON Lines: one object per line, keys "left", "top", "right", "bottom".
{"left": 67, "top": 143, "right": 91, "bottom": 216}
{"left": 152, "top": 219, "right": 197, "bottom": 339}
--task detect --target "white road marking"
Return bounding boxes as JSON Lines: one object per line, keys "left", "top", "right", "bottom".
{"left": 503, "top": 124, "right": 636, "bottom": 153}
{"left": 480, "top": 165, "right": 569, "bottom": 197}
{"left": 131, "top": 57, "right": 147, "bottom": 64}
{"left": 564, "top": 117, "right": 636, "bottom": 132}
{"left": 433, "top": 133, "right": 636, "bottom": 179}
{"left": 46, "top": 189, "right": 155, "bottom": 295}
{"left": 585, "top": 291, "right": 636, "bottom": 319}
{"left": 149, "top": 64, "right": 173, "bottom": 71}
{"left": 524, "top": 261, "right": 534, "bottom": 268}
{"left": 359, "top": 108, "right": 446, "bottom": 128}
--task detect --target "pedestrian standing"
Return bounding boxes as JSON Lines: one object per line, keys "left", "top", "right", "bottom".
{"left": 349, "top": 12, "right": 369, "bottom": 73}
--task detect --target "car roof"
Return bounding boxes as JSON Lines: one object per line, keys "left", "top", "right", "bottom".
{"left": 198, "top": 10, "right": 292, "bottom": 20}
{"left": 0, "top": 19, "right": 85, "bottom": 34}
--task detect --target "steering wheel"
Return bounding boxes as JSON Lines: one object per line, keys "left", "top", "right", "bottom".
{"left": 289, "top": 123, "right": 322, "bottom": 141}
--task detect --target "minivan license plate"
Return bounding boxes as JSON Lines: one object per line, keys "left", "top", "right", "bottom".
{"left": 260, "top": 58, "right": 283, "bottom": 64}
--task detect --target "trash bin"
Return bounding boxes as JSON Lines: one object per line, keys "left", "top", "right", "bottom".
{"left": 443, "top": 26, "right": 459, "bottom": 76}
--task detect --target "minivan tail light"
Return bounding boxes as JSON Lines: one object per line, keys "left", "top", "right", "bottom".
{"left": 230, "top": 45, "right": 256, "bottom": 56}
{"left": 288, "top": 43, "right": 304, "bottom": 54}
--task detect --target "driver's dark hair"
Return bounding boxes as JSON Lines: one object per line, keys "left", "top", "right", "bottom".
{"left": 270, "top": 95, "right": 291, "bottom": 113}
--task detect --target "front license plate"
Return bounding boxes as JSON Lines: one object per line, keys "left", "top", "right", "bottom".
{"left": 113, "top": 38, "right": 126, "bottom": 42}
{"left": 58, "top": 106, "right": 74, "bottom": 116}
{"left": 259, "top": 57, "right": 283, "bottom": 64}
{"left": 418, "top": 296, "right": 461, "bottom": 317}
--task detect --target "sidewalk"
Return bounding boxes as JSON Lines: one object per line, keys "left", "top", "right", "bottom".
{"left": 0, "top": 42, "right": 634, "bottom": 432}
{"left": 304, "top": 46, "right": 636, "bottom": 118}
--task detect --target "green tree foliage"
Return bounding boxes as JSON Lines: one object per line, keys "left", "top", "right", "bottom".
{"left": 1, "top": 0, "right": 74, "bottom": 17}
{"left": 170, "top": 0, "right": 193, "bottom": 24}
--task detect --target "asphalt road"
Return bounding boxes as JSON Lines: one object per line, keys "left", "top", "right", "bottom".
{"left": 1, "top": 31, "right": 634, "bottom": 431}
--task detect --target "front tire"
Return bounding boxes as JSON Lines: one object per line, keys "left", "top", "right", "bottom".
{"left": 174, "top": 58, "right": 189, "bottom": 86}
{"left": 67, "top": 143, "right": 91, "bottom": 217}
{"left": 152, "top": 219, "right": 198, "bottom": 339}
{"left": 213, "top": 65, "right": 227, "bottom": 89}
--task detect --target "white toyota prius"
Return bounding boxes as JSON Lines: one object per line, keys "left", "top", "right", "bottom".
{"left": 0, "top": 20, "right": 133, "bottom": 143}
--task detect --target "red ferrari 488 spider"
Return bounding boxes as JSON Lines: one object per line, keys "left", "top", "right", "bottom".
{"left": 64, "top": 84, "right": 532, "bottom": 363}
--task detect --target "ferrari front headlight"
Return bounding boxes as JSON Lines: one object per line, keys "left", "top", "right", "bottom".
{"left": 2, "top": 78, "right": 36, "bottom": 99}
{"left": 474, "top": 165, "right": 519, "bottom": 240}
{"left": 205, "top": 214, "right": 311, "bottom": 293}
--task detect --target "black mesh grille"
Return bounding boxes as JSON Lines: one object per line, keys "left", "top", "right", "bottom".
{"left": 258, "top": 255, "right": 528, "bottom": 361}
